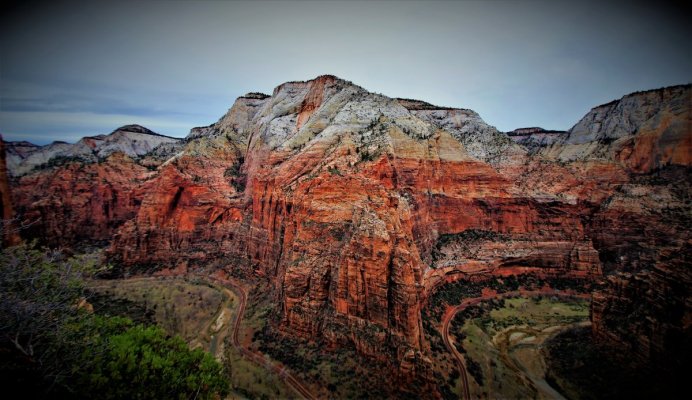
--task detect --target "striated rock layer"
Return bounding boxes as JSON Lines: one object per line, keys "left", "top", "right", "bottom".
{"left": 12, "top": 153, "right": 155, "bottom": 247}
{"left": 8, "top": 77, "right": 691, "bottom": 387}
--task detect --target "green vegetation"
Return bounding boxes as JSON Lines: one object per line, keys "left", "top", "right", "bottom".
{"left": 61, "top": 316, "right": 228, "bottom": 400}
{"left": 327, "top": 165, "right": 343, "bottom": 176}
{"left": 88, "top": 278, "right": 224, "bottom": 345}
{"left": 256, "top": 327, "right": 419, "bottom": 399}
{"left": 87, "top": 277, "right": 294, "bottom": 399}
{"left": 224, "top": 342, "right": 294, "bottom": 399}
{"left": 0, "top": 243, "right": 229, "bottom": 399}
{"left": 449, "top": 297, "right": 589, "bottom": 399}
{"left": 425, "top": 274, "right": 595, "bottom": 321}
{"left": 422, "top": 274, "right": 595, "bottom": 399}
{"left": 221, "top": 282, "right": 294, "bottom": 399}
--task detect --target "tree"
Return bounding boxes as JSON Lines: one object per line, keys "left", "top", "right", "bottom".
{"left": 66, "top": 316, "right": 228, "bottom": 400}
{"left": 0, "top": 243, "right": 229, "bottom": 399}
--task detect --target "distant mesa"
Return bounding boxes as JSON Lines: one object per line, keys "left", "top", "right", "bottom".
{"left": 395, "top": 98, "right": 459, "bottom": 111}
{"left": 240, "top": 92, "right": 271, "bottom": 100}
{"left": 110, "top": 124, "right": 179, "bottom": 139}
{"left": 505, "top": 127, "right": 567, "bottom": 136}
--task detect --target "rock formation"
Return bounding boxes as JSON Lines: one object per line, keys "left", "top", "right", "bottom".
{"left": 543, "top": 84, "right": 691, "bottom": 173}
{"left": 0, "top": 135, "right": 21, "bottom": 247}
{"left": 7, "top": 77, "right": 691, "bottom": 384}
{"left": 8, "top": 126, "right": 181, "bottom": 247}
{"left": 6, "top": 124, "right": 181, "bottom": 176}
{"left": 505, "top": 127, "right": 566, "bottom": 154}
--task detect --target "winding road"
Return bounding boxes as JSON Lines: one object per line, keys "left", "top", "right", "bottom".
{"left": 440, "top": 290, "right": 590, "bottom": 400}
{"left": 211, "top": 277, "right": 317, "bottom": 400}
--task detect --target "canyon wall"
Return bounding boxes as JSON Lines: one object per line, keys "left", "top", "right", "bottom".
{"left": 8, "top": 77, "right": 691, "bottom": 374}
{"left": 0, "top": 135, "right": 20, "bottom": 247}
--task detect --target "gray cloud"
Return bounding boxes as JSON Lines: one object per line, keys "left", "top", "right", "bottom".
{"left": 1, "top": 0, "right": 690, "bottom": 144}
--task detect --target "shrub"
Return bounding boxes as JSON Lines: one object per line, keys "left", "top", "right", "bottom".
{"left": 0, "top": 243, "right": 229, "bottom": 399}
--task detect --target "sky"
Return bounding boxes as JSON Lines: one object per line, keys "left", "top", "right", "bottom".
{"left": 1, "top": 0, "right": 690, "bottom": 144}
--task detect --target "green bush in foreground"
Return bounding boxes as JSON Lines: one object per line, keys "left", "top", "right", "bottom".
{"left": 0, "top": 243, "right": 229, "bottom": 399}
{"left": 66, "top": 316, "right": 228, "bottom": 400}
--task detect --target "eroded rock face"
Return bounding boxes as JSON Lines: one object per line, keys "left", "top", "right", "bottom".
{"left": 543, "top": 84, "right": 691, "bottom": 173}
{"left": 401, "top": 99, "right": 525, "bottom": 165}
{"left": 0, "top": 135, "right": 21, "bottom": 246}
{"left": 6, "top": 124, "right": 181, "bottom": 177}
{"left": 107, "top": 76, "right": 648, "bottom": 359}
{"left": 505, "top": 127, "right": 566, "bottom": 154}
{"left": 8, "top": 77, "right": 691, "bottom": 383}
{"left": 589, "top": 165, "right": 691, "bottom": 369}
{"left": 591, "top": 264, "right": 691, "bottom": 370}
{"left": 12, "top": 153, "right": 154, "bottom": 247}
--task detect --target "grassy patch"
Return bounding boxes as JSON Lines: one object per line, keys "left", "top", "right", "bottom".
{"left": 88, "top": 277, "right": 293, "bottom": 399}
{"left": 223, "top": 340, "right": 295, "bottom": 399}
{"left": 451, "top": 297, "right": 589, "bottom": 398}
{"left": 88, "top": 277, "right": 224, "bottom": 345}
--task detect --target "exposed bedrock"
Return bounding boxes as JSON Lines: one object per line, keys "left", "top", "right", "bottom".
{"left": 9, "top": 77, "right": 690, "bottom": 379}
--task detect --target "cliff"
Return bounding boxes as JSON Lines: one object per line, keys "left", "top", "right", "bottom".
{"left": 7, "top": 125, "right": 180, "bottom": 247}
{"left": 0, "top": 135, "right": 21, "bottom": 246}
{"left": 543, "top": 84, "right": 691, "bottom": 173}
{"left": 505, "top": 127, "right": 567, "bottom": 154}
{"left": 8, "top": 76, "right": 691, "bottom": 379}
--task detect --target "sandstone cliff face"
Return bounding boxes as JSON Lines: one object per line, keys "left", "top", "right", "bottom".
{"left": 0, "top": 135, "right": 21, "bottom": 247}
{"left": 589, "top": 165, "right": 691, "bottom": 370}
{"left": 109, "top": 75, "right": 613, "bottom": 360}
{"left": 8, "top": 77, "right": 691, "bottom": 379}
{"left": 591, "top": 263, "right": 691, "bottom": 370}
{"left": 543, "top": 84, "right": 691, "bottom": 173}
{"left": 7, "top": 125, "right": 184, "bottom": 247}
{"left": 12, "top": 153, "right": 155, "bottom": 247}
{"left": 505, "top": 127, "right": 566, "bottom": 154}
{"left": 400, "top": 99, "right": 526, "bottom": 165}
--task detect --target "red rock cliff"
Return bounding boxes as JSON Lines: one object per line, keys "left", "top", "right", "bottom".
{"left": 0, "top": 135, "right": 21, "bottom": 247}
{"left": 9, "top": 78, "right": 691, "bottom": 374}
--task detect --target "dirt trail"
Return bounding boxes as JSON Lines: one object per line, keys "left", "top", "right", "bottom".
{"left": 211, "top": 277, "right": 317, "bottom": 400}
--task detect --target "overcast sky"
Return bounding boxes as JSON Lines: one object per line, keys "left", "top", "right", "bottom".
{"left": 1, "top": 0, "right": 690, "bottom": 144}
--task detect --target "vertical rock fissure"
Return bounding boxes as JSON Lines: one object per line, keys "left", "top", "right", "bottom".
{"left": 167, "top": 186, "right": 184, "bottom": 217}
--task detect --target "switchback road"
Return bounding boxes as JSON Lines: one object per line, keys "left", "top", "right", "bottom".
{"left": 212, "top": 277, "right": 317, "bottom": 400}
{"left": 440, "top": 290, "right": 590, "bottom": 400}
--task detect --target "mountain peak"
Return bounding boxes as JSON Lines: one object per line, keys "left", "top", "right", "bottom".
{"left": 110, "top": 124, "right": 179, "bottom": 139}
{"left": 272, "top": 74, "right": 361, "bottom": 97}
{"left": 112, "top": 124, "right": 156, "bottom": 135}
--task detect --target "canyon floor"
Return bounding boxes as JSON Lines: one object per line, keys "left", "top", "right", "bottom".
{"left": 87, "top": 274, "right": 636, "bottom": 400}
